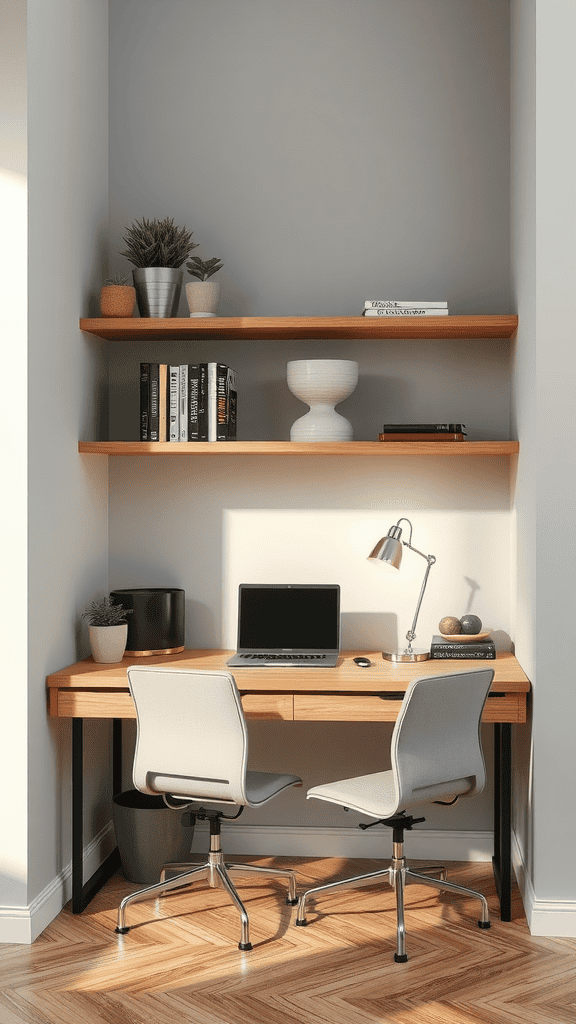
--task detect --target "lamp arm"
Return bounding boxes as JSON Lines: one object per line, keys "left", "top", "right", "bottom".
{"left": 404, "top": 550, "right": 436, "bottom": 646}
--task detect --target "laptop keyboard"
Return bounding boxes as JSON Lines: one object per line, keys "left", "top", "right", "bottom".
{"left": 239, "top": 653, "right": 327, "bottom": 661}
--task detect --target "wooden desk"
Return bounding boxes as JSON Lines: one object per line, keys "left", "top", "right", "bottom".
{"left": 47, "top": 649, "right": 530, "bottom": 920}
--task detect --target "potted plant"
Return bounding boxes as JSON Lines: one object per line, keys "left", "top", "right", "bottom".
{"left": 83, "top": 596, "right": 133, "bottom": 664}
{"left": 100, "top": 272, "right": 136, "bottom": 318}
{"left": 185, "top": 256, "right": 224, "bottom": 317}
{"left": 120, "top": 216, "right": 198, "bottom": 317}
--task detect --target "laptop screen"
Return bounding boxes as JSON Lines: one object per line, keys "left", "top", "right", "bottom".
{"left": 237, "top": 584, "right": 340, "bottom": 652}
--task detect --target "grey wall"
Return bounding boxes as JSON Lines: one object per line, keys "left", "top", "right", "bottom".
{"left": 511, "top": 0, "right": 576, "bottom": 923}
{"left": 106, "top": 0, "right": 512, "bottom": 839}
{"left": 108, "top": 0, "right": 511, "bottom": 317}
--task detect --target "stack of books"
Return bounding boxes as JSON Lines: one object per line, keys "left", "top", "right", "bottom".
{"left": 363, "top": 300, "right": 449, "bottom": 317}
{"left": 429, "top": 634, "right": 495, "bottom": 660}
{"left": 378, "top": 423, "right": 467, "bottom": 441}
{"left": 140, "top": 362, "right": 237, "bottom": 442}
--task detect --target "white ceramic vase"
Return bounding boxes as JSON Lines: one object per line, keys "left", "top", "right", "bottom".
{"left": 287, "top": 359, "right": 359, "bottom": 441}
{"left": 185, "top": 280, "right": 221, "bottom": 317}
{"left": 89, "top": 624, "right": 128, "bottom": 664}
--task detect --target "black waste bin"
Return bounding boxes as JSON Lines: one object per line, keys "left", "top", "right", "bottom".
{"left": 112, "top": 790, "right": 195, "bottom": 884}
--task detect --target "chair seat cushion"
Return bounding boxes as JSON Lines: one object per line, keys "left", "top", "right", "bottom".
{"left": 307, "top": 770, "right": 399, "bottom": 819}
{"left": 245, "top": 771, "right": 302, "bottom": 806}
{"left": 307, "top": 770, "right": 474, "bottom": 818}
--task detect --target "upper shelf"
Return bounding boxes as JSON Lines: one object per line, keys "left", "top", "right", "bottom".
{"left": 79, "top": 315, "right": 518, "bottom": 341}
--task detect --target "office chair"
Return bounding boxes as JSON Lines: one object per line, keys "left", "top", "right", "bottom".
{"left": 295, "top": 667, "right": 495, "bottom": 962}
{"left": 115, "top": 666, "right": 302, "bottom": 950}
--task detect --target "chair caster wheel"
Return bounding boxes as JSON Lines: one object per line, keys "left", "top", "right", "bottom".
{"left": 238, "top": 942, "right": 253, "bottom": 951}
{"left": 478, "top": 920, "right": 491, "bottom": 929}
{"left": 394, "top": 953, "right": 408, "bottom": 963}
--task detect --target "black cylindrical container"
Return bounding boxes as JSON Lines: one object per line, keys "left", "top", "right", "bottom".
{"left": 110, "top": 588, "right": 185, "bottom": 655}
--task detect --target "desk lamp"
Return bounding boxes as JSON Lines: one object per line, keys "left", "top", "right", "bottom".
{"left": 368, "top": 518, "right": 436, "bottom": 662}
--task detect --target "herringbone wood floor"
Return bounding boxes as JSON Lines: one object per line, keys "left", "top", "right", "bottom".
{"left": 1, "top": 857, "right": 575, "bottom": 1024}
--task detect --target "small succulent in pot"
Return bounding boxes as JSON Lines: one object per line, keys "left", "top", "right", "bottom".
{"left": 100, "top": 272, "right": 136, "bottom": 317}
{"left": 121, "top": 216, "right": 198, "bottom": 269}
{"left": 104, "top": 272, "right": 130, "bottom": 286}
{"left": 83, "top": 595, "right": 133, "bottom": 626}
{"left": 186, "top": 256, "right": 224, "bottom": 281}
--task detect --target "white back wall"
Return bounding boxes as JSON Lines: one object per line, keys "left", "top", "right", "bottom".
{"left": 107, "top": 0, "right": 511, "bottom": 839}
{"left": 109, "top": 454, "right": 510, "bottom": 831}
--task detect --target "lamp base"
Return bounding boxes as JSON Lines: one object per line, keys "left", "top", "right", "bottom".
{"left": 382, "top": 648, "right": 430, "bottom": 663}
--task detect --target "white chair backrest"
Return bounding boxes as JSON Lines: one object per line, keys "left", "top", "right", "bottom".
{"left": 390, "top": 668, "right": 494, "bottom": 813}
{"left": 127, "top": 666, "right": 249, "bottom": 805}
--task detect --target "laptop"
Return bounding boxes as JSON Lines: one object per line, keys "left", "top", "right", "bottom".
{"left": 227, "top": 583, "right": 340, "bottom": 668}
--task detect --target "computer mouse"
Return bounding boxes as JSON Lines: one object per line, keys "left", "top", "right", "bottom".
{"left": 353, "top": 657, "right": 372, "bottom": 668}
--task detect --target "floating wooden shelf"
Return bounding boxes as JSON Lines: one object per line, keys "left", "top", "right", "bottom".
{"left": 79, "top": 314, "right": 518, "bottom": 341}
{"left": 78, "top": 440, "right": 519, "bottom": 457}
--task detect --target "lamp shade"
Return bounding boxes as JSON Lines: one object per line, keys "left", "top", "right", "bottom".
{"left": 368, "top": 524, "right": 403, "bottom": 569}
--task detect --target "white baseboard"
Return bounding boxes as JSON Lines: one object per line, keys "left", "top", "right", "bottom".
{"left": 512, "top": 831, "right": 576, "bottom": 937}
{"left": 0, "top": 822, "right": 116, "bottom": 946}
{"left": 193, "top": 821, "right": 495, "bottom": 863}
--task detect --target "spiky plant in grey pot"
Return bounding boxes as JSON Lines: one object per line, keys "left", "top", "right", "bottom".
{"left": 121, "top": 216, "right": 199, "bottom": 318}
{"left": 185, "top": 257, "right": 224, "bottom": 318}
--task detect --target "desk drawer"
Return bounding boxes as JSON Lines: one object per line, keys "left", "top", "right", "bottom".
{"left": 483, "top": 693, "right": 526, "bottom": 724}
{"left": 294, "top": 692, "right": 527, "bottom": 724}
{"left": 242, "top": 693, "right": 293, "bottom": 720}
{"left": 294, "top": 695, "right": 400, "bottom": 722}
{"left": 54, "top": 690, "right": 136, "bottom": 719}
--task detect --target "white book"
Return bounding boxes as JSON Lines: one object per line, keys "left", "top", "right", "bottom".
{"left": 364, "top": 300, "right": 448, "bottom": 309}
{"left": 179, "top": 364, "right": 188, "bottom": 441}
{"left": 207, "top": 362, "right": 218, "bottom": 442}
{"left": 168, "top": 365, "right": 180, "bottom": 441}
{"left": 363, "top": 308, "right": 449, "bottom": 317}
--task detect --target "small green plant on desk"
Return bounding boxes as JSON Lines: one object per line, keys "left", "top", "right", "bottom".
{"left": 83, "top": 596, "right": 132, "bottom": 626}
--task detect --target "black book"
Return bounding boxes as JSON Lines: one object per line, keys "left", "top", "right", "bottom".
{"left": 215, "top": 365, "right": 238, "bottom": 441}
{"left": 188, "top": 364, "right": 200, "bottom": 441}
{"left": 197, "top": 363, "right": 208, "bottom": 441}
{"left": 430, "top": 634, "right": 495, "bottom": 659}
{"left": 430, "top": 649, "right": 496, "bottom": 660}
{"left": 140, "top": 363, "right": 150, "bottom": 440}
{"left": 227, "top": 368, "right": 237, "bottom": 440}
{"left": 215, "top": 363, "right": 228, "bottom": 441}
{"left": 382, "top": 423, "right": 466, "bottom": 433}
{"left": 149, "top": 363, "right": 160, "bottom": 441}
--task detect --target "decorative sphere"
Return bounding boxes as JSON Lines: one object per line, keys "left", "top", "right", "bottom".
{"left": 460, "top": 614, "right": 483, "bottom": 635}
{"left": 439, "top": 616, "right": 461, "bottom": 635}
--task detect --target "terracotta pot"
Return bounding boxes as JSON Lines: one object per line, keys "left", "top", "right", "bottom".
{"left": 100, "top": 285, "right": 136, "bottom": 317}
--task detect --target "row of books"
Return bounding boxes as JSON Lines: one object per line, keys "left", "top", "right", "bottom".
{"left": 429, "top": 635, "right": 495, "bottom": 660}
{"left": 140, "top": 362, "right": 237, "bottom": 442}
{"left": 379, "top": 423, "right": 467, "bottom": 442}
{"left": 363, "top": 300, "right": 449, "bottom": 317}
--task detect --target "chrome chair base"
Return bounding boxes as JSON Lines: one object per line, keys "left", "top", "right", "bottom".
{"left": 296, "top": 841, "right": 489, "bottom": 962}
{"left": 116, "top": 831, "right": 298, "bottom": 950}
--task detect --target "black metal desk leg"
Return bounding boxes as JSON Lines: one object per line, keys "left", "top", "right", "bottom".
{"left": 492, "top": 723, "right": 512, "bottom": 921}
{"left": 72, "top": 717, "right": 85, "bottom": 914}
{"left": 71, "top": 717, "right": 121, "bottom": 913}
{"left": 112, "top": 717, "right": 122, "bottom": 796}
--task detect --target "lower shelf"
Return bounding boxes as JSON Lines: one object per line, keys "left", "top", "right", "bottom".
{"left": 78, "top": 440, "right": 519, "bottom": 456}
